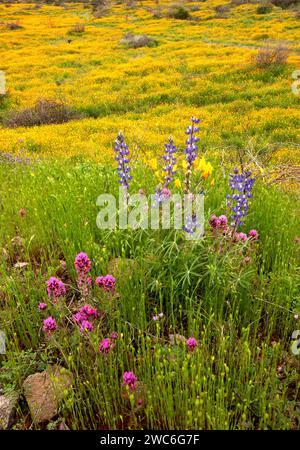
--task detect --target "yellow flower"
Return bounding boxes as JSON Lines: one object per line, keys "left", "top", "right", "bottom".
{"left": 182, "top": 160, "right": 188, "bottom": 170}
{"left": 175, "top": 179, "right": 181, "bottom": 188}
{"left": 154, "top": 170, "right": 161, "bottom": 180}
{"left": 149, "top": 158, "right": 158, "bottom": 171}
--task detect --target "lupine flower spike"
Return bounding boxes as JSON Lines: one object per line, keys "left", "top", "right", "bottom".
{"left": 226, "top": 167, "right": 255, "bottom": 230}
{"left": 184, "top": 117, "right": 200, "bottom": 194}
{"left": 163, "top": 136, "right": 177, "bottom": 188}
{"left": 114, "top": 132, "right": 132, "bottom": 190}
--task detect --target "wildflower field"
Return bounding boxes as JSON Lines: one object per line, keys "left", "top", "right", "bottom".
{"left": 0, "top": 0, "right": 300, "bottom": 432}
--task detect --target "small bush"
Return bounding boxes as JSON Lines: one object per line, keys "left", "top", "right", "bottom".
{"left": 169, "top": 6, "right": 190, "bottom": 20}
{"left": 6, "top": 22, "right": 23, "bottom": 30}
{"left": 120, "top": 33, "right": 157, "bottom": 49}
{"left": 256, "top": 4, "right": 273, "bottom": 13}
{"left": 271, "top": 0, "right": 299, "bottom": 8}
{"left": 254, "top": 45, "right": 288, "bottom": 68}
{"left": 230, "top": 0, "right": 254, "bottom": 5}
{"left": 4, "top": 99, "right": 83, "bottom": 128}
{"left": 69, "top": 23, "right": 85, "bottom": 34}
{"left": 215, "top": 4, "right": 231, "bottom": 17}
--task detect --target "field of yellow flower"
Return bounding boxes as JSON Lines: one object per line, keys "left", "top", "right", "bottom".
{"left": 0, "top": 0, "right": 299, "bottom": 165}
{"left": 1, "top": 2, "right": 300, "bottom": 433}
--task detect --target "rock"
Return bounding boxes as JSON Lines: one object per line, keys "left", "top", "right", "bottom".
{"left": 0, "top": 392, "right": 19, "bottom": 429}
{"left": 120, "top": 33, "right": 156, "bottom": 49}
{"left": 14, "top": 262, "right": 29, "bottom": 269}
{"left": 23, "top": 366, "right": 72, "bottom": 424}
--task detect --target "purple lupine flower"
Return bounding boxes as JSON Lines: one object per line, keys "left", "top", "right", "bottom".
{"left": 183, "top": 213, "right": 200, "bottom": 234}
{"left": 226, "top": 168, "right": 255, "bottom": 228}
{"left": 43, "top": 316, "right": 57, "bottom": 334}
{"left": 248, "top": 229, "right": 258, "bottom": 240}
{"left": 184, "top": 117, "right": 200, "bottom": 194}
{"left": 163, "top": 136, "right": 177, "bottom": 187}
{"left": 74, "top": 252, "right": 92, "bottom": 275}
{"left": 99, "top": 337, "right": 115, "bottom": 354}
{"left": 46, "top": 277, "right": 66, "bottom": 300}
{"left": 96, "top": 274, "right": 116, "bottom": 292}
{"left": 114, "top": 132, "right": 132, "bottom": 189}
{"left": 123, "top": 371, "right": 138, "bottom": 391}
{"left": 186, "top": 337, "right": 197, "bottom": 352}
{"left": 80, "top": 320, "right": 93, "bottom": 332}
{"left": 38, "top": 302, "right": 47, "bottom": 311}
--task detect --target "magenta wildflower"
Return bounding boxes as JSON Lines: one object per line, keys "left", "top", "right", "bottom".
{"left": 99, "top": 337, "right": 115, "bottom": 354}
{"left": 123, "top": 371, "right": 138, "bottom": 391}
{"left": 72, "top": 312, "right": 84, "bottom": 323}
{"left": 80, "top": 304, "right": 98, "bottom": 318}
{"left": 38, "top": 302, "right": 47, "bottom": 311}
{"left": 96, "top": 274, "right": 116, "bottom": 292}
{"left": 46, "top": 277, "right": 66, "bottom": 300}
{"left": 248, "top": 229, "right": 258, "bottom": 240}
{"left": 153, "top": 312, "right": 164, "bottom": 321}
{"left": 219, "top": 215, "right": 228, "bottom": 229}
{"left": 80, "top": 320, "right": 93, "bottom": 332}
{"left": 209, "top": 214, "right": 228, "bottom": 231}
{"left": 186, "top": 337, "right": 197, "bottom": 352}
{"left": 237, "top": 232, "right": 248, "bottom": 242}
{"left": 111, "top": 331, "right": 119, "bottom": 340}
{"left": 19, "top": 208, "right": 26, "bottom": 218}
{"left": 74, "top": 252, "right": 92, "bottom": 275}
{"left": 43, "top": 316, "right": 57, "bottom": 334}
{"left": 209, "top": 214, "right": 221, "bottom": 229}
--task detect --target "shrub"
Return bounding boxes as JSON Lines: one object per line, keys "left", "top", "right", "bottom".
{"left": 120, "top": 33, "right": 157, "bottom": 49}
{"left": 256, "top": 4, "right": 273, "bottom": 13}
{"left": 271, "top": 0, "right": 299, "bottom": 8}
{"left": 3, "top": 99, "right": 83, "bottom": 128}
{"left": 69, "top": 23, "right": 85, "bottom": 34}
{"left": 215, "top": 4, "right": 231, "bottom": 17}
{"left": 169, "top": 6, "right": 190, "bottom": 20}
{"left": 6, "top": 22, "right": 23, "bottom": 30}
{"left": 254, "top": 45, "right": 288, "bottom": 68}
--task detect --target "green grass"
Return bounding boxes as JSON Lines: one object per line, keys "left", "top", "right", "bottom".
{"left": 0, "top": 156, "right": 299, "bottom": 429}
